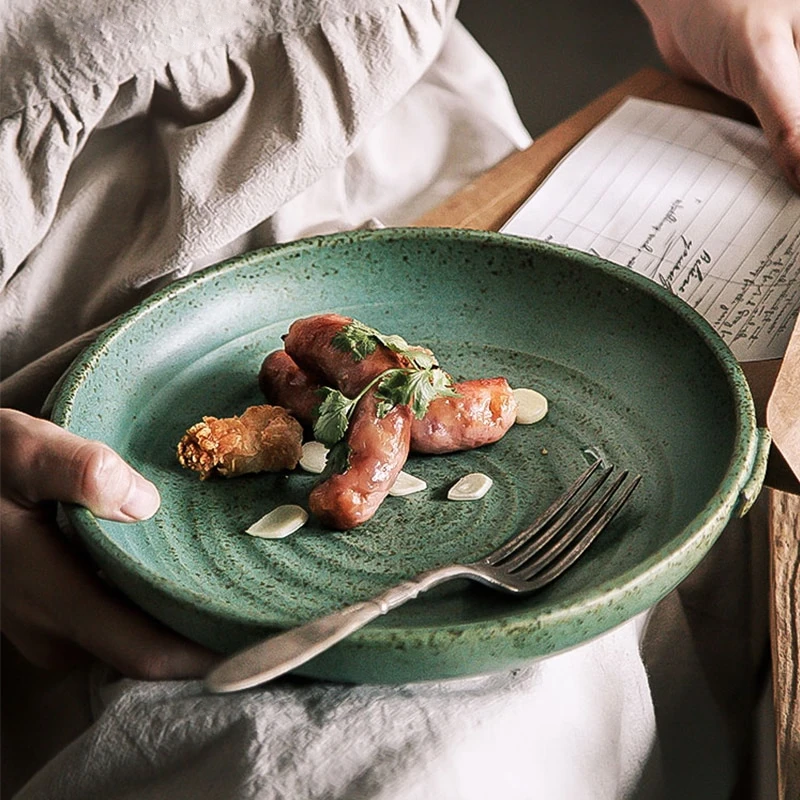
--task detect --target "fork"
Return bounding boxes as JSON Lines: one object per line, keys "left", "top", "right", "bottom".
{"left": 205, "top": 460, "right": 641, "bottom": 693}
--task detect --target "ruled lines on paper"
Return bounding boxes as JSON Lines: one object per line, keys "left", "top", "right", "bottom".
{"left": 503, "top": 97, "right": 800, "bottom": 362}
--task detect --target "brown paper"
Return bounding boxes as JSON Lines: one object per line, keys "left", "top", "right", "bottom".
{"left": 765, "top": 313, "right": 800, "bottom": 493}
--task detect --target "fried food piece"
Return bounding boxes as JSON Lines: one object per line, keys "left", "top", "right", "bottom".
{"left": 177, "top": 404, "right": 303, "bottom": 480}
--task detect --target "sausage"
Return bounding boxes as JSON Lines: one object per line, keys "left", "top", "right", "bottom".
{"left": 259, "top": 351, "right": 517, "bottom": 454}
{"left": 283, "top": 314, "right": 405, "bottom": 398}
{"left": 410, "top": 377, "right": 518, "bottom": 454}
{"left": 258, "top": 349, "right": 321, "bottom": 427}
{"left": 309, "top": 389, "right": 412, "bottom": 530}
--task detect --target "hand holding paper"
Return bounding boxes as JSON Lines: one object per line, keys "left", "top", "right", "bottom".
{"left": 504, "top": 98, "right": 800, "bottom": 364}
{"left": 635, "top": 0, "right": 800, "bottom": 191}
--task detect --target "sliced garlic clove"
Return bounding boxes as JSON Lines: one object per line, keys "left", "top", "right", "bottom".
{"left": 299, "top": 441, "right": 329, "bottom": 474}
{"left": 246, "top": 504, "right": 308, "bottom": 539}
{"left": 388, "top": 471, "right": 428, "bottom": 496}
{"left": 447, "top": 472, "right": 493, "bottom": 501}
{"left": 513, "top": 387, "right": 549, "bottom": 424}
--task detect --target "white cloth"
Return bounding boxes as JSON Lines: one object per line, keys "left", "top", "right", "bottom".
{"left": 12, "top": 617, "right": 656, "bottom": 800}
{"left": 0, "top": 0, "right": 530, "bottom": 410}
{"left": 0, "top": 0, "right": 770, "bottom": 798}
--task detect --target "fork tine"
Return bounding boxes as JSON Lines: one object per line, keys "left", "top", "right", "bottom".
{"left": 515, "top": 472, "right": 641, "bottom": 588}
{"left": 510, "top": 468, "right": 630, "bottom": 576}
{"left": 484, "top": 459, "right": 607, "bottom": 567}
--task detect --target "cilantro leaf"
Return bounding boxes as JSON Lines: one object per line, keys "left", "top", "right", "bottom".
{"left": 332, "top": 320, "right": 380, "bottom": 362}
{"left": 321, "top": 441, "right": 351, "bottom": 477}
{"left": 313, "top": 387, "right": 355, "bottom": 446}
{"left": 373, "top": 369, "right": 413, "bottom": 417}
{"left": 332, "top": 319, "right": 438, "bottom": 369}
{"left": 314, "top": 320, "right": 458, "bottom": 447}
{"left": 375, "top": 367, "right": 458, "bottom": 419}
{"left": 402, "top": 347, "right": 438, "bottom": 370}
{"left": 376, "top": 333, "right": 411, "bottom": 353}
{"left": 407, "top": 368, "right": 458, "bottom": 418}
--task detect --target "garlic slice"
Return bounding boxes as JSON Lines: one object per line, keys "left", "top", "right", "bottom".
{"left": 389, "top": 471, "right": 427, "bottom": 496}
{"left": 299, "top": 441, "right": 329, "bottom": 474}
{"left": 447, "top": 472, "right": 493, "bottom": 501}
{"left": 246, "top": 505, "right": 308, "bottom": 539}
{"left": 513, "top": 388, "right": 549, "bottom": 424}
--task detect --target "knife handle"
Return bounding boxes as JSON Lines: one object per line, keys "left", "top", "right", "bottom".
{"left": 204, "top": 563, "right": 471, "bottom": 693}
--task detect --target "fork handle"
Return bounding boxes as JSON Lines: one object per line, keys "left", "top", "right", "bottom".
{"left": 204, "top": 563, "right": 472, "bottom": 693}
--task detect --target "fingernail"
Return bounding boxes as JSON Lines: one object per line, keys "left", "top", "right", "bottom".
{"left": 120, "top": 474, "right": 161, "bottom": 520}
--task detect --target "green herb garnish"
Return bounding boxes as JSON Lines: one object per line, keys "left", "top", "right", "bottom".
{"left": 374, "top": 366, "right": 455, "bottom": 419}
{"left": 332, "top": 320, "right": 381, "bottom": 361}
{"left": 332, "top": 320, "right": 438, "bottom": 369}
{"left": 313, "top": 320, "right": 457, "bottom": 448}
{"left": 321, "top": 441, "right": 351, "bottom": 476}
{"left": 314, "top": 387, "right": 354, "bottom": 446}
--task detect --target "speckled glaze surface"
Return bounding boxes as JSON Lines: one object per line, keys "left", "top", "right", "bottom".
{"left": 51, "top": 228, "right": 766, "bottom": 684}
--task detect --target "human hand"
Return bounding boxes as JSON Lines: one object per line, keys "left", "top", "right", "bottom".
{"left": 1, "top": 409, "right": 218, "bottom": 679}
{"left": 636, "top": 0, "right": 800, "bottom": 190}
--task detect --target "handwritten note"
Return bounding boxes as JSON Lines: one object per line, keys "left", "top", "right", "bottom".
{"left": 503, "top": 98, "right": 800, "bottom": 362}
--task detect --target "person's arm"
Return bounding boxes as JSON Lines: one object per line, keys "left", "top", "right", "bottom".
{"left": 636, "top": 0, "right": 800, "bottom": 190}
{"left": 1, "top": 409, "right": 217, "bottom": 678}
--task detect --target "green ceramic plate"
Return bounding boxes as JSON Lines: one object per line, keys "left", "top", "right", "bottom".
{"left": 51, "top": 228, "right": 768, "bottom": 684}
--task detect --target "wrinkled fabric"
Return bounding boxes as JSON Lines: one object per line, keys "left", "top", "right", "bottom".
{"left": 0, "top": 0, "right": 530, "bottom": 402}
{"left": 7, "top": 506, "right": 770, "bottom": 800}
{"left": 14, "top": 617, "right": 658, "bottom": 800}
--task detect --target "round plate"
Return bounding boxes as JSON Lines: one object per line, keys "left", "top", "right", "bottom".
{"left": 51, "top": 228, "right": 764, "bottom": 683}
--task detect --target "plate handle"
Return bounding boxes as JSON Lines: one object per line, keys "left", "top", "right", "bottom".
{"left": 736, "top": 427, "right": 771, "bottom": 517}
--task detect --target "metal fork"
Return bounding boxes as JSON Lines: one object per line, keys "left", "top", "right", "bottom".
{"left": 205, "top": 460, "right": 641, "bottom": 693}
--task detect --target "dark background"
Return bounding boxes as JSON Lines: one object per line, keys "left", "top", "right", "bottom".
{"left": 457, "top": 0, "right": 664, "bottom": 137}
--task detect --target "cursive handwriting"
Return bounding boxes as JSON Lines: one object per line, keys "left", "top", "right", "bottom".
{"left": 713, "top": 228, "right": 800, "bottom": 352}
{"left": 640, "top": 199, "right": 683, "bottom": 254}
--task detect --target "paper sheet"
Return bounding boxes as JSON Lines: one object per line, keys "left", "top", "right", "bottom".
{"left": 503, "top": 97, "right": 800, "bottom": 362}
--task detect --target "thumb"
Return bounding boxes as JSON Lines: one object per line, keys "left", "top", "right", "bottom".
{"left": 2, "top": 410, "right": 161, "bottom": 522}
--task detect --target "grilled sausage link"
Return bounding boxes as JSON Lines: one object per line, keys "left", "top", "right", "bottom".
{"left": 260, "top": 351, "right": 517, "bottom": 454}
{"left": 410, "top": 377, "right": 518, "bottom": 454}
{"left": 283, "top": 313, "right": 405, "bottom": 398}
{"left": 258, "top": 349, "right": 321, "bottom": 427}
{"left": 308, "top": 390, "right": 412, "bottom": 530}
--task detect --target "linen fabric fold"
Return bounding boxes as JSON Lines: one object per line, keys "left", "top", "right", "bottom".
{"left": 0, "top": 0, "right": 530, "bottom": 407}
